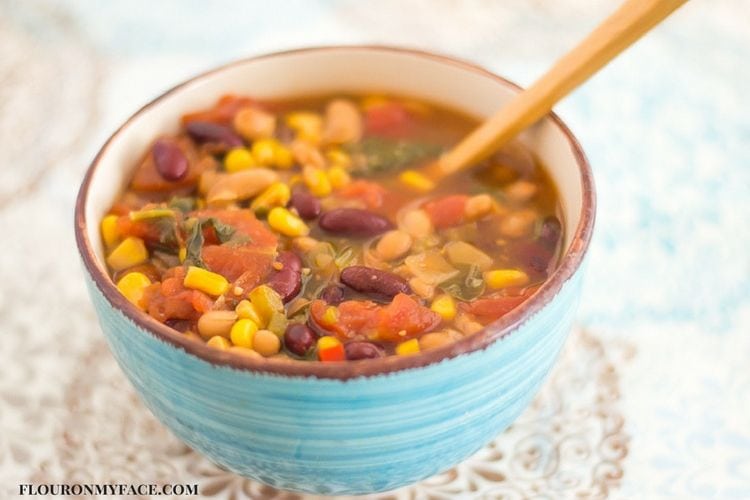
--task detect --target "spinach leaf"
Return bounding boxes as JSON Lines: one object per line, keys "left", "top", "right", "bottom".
{"left": 168, "top": 196, "right": 197, "bottom": 213}
{"left": 345, "top": 137, "right": 442, "bottom": 174}
{"left": 154, "top": 217, "right": 179, "bottom": 252}
{"left": 441, "top": 264, "right": 485, "bottom": 301}
{"left": 182, "top": 217, "right": 239, "bottom": 268}
{"left": 183, "top": 218, "right": 205, "bottom": 268}
{"left": 205, "top": 218, "right": 236, "bottom": 244}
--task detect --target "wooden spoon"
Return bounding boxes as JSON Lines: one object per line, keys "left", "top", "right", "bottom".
{"left": 435, "top": 0, "right": 688, "bottom": 178}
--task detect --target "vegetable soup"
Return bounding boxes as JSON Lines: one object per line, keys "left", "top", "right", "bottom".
{"left": 101, "top": 93, "right": 563, "bottom": 361}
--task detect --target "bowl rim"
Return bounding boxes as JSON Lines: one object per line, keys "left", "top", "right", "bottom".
{"left": 74, "top": 45, "right": 595, "bottom": 380}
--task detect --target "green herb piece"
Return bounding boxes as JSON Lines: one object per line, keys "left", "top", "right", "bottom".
{"left": 154, "top": 217, "right": 179, "bottom": 253}
{"left": 151, "top": 250, "right": 180, "bottom": 270}
{"left": 182, "top": 217, "right": 239, "bottom": 268}
{"left": 441, "top": 264, "right": 486, "bottom": 301}
{"left": 168, "top": 196, "right": 197, "bottom": 212}
{"left": 205, "top": 218, "right": 236, "bottom": 244}
{"left": 345, "top": 137, "right": 442, "bottom": 174}
{"left": 184, "top": 218, "right": 205, "bottom": 268}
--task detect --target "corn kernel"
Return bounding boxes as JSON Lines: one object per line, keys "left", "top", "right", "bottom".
{"left": 320, "top": 306, "right": 339, "bottom": 327}
{"left": 235, "top": 299, "right": 263, "bottom": 325}
{"left": 317, "top": 335, "right": 345, "bottom": 362}
{"left": 430, "top": 294, "right": 456, "bottom": 321}
{"left": 248, "top": 285, "right": 284, "bottom": 325}
{"left": 399, "top": 170, "right": 435, "bottom": 192}
{"left": 268, "top": 207, "right": 309, "bottom": 237}
{"left": 230, "top": 319, "right": 258, "bottom": 348}
{"left": 484, "top": 269, "right": 530, "bottom": 289}
{"left": 249, "top": 138, "right": 292, "bottom": 169}
{"left": 250, "top": 182, "right": 291, "bottom": 214}
{"left": 106, "top": 236, "right": 148, "bottom": 271}
{"left": 303, "top": 166, "right": 332, "bottom": 197}
{"left": 273, "top": 142, "right": 294, "bottom": 169}
{"left": 101, "top": 214, "right": 120, "bottom": 248}
{"left": 129, "top": 208, "right": 175, "bottom": 221}
{"left": 327, "top": 166, "right": 351, "bottom": 189}
{"left": 116, "top": 272, "right": 151, "bottom": 310}
{"left": 395, "top": 338, "right": 421, "bottom": 356}
{"left": 288, "top": 174, "right": 303, "bottom": 187}
{"left": 224, "top": 148, "right": 255, "bottom": 172}
{"left": 183, "top": 266, "right": 229, "bottom": 296}
{"left": 206, "top": 335, "right": 231, "bottom": 350}
{"left": 251, "top": 139, "right": 277, "bottom": 166}
{"left": 325, "top": 148, "right": 351, "bottom": 169}
{"left": 178, "top": 247, "right": 187, "bottom": 263}
{"left": 285, "top": 112, "right": 323, "bottom": 143}
{"left": 317, "top": 335, "right": 341, "bottom": 351}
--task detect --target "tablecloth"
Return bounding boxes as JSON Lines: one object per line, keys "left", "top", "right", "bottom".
{"left": 1, "top": 1, "right": 748, "bottom": 498}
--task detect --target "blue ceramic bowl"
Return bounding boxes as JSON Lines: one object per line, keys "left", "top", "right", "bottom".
{"left": 75, "top": 47, "right": 595, "bottom": 495}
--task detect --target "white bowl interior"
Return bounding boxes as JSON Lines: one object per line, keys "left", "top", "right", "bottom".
{"left": 85, "top": 47, "right": 584, "bottom": 274}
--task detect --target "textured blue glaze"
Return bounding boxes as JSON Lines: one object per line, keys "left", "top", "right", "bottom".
{"left": 84, "top": 267, "right": 583, "bottom": 495}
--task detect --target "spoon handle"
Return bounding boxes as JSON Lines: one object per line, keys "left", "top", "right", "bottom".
{"left": 439, "top": 0, "right": 688, "bottom": 176}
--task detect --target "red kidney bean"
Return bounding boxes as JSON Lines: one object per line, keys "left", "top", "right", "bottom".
{"left": 340, "top": 266, "right": 411, "bottom": 299}
{"left": 512, "top": 241, "right": 554, "bottom": 275}
{"left": 345, "top": 341, "right": 385, "bottom": 360}
{"left": 284, "top": 323, "right": 316, "bottom": 356}
{"left": 289, "top": 186, "right": 321, "bottom": 220}
{"left": 266, "top": 251, "right": 302, "bottom": 303}
{"left": 319, "top": 284, "right": 345, "bottom": 305}
{"left": 539, "top": 216, "right": 562, "bottom": 250}
{"left": 185, "top": 121, "right": 243, "bottom": 148}
{"left": 152, "top": 139, "right": 188, "bottom": 181}
{"left": 319, "top": 208, "right": 393, "bottom": 237}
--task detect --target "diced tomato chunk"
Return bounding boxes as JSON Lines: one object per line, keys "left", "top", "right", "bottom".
{"left": 376, "top": 293, "right": 441, "bottom": 342}
{"left": 115, "top": 216, "right": 164, "bottom": 244}
{"left": 310, "top": 293, "right": 440, "bottom": 342}
{"left": 318, "top": 342, "right": 346, "bottom": 362}
{"left": 193, "top": 209, "right": 278, "bottom": 248}
{"left": 461, "top": 289, "right": 537, "bottom": 324}
{"left": 310, "top": 299, "right": 378, "bottom": 340}
{"left": 338, "top": 180, "right": 388, "bottom": 209}
{"left": 181, "top": 94, "right": 257, "bottom": 124}
{"left": 422, "top": 195, "right": 468, "bottom": 229}
{"left": 191, "top": 209, "right": 278, "bottom": 287}
{"left": 364, "top": 102, "right": 413, "bottom": 137}
{"left": 142, "top": 267, "right": 213, "bottom": 322}
{"left": 202, "top": 245, "right": 275, "bottom": 286}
